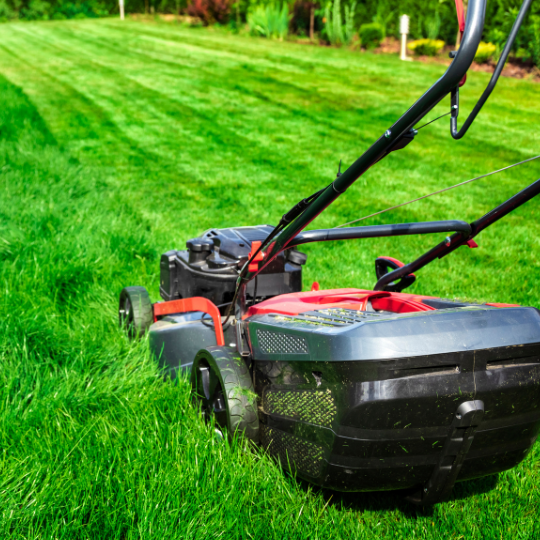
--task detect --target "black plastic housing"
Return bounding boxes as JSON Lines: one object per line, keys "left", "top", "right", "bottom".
{"left": 247, "top": 306, "right": 540, "bottom": 494}
{"left": 159, "top": 225, "right": 307, "bottom": 308}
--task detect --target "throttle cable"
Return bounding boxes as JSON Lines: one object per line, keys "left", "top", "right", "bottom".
{"left": 335, "top": 154, "right": 540, "bottom": 229}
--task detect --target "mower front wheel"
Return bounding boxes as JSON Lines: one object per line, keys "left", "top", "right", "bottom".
{"left": 191, "top": 347, "right": 259, "bottom": 443}
{"left": 119, "top": 286, "right": 153, "bottom": 338}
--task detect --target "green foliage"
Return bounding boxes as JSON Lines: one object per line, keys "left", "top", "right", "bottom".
{"left": 359, "top": 22, "right": 383, "bottom": 49}
{"left": 248, "top": 2, "right": 289, "bottom": 39}
{"left": 529, "top": 15, "right": 540, "bottom": 66}
{"left": 475, "top": 41, "right": 497, "bottom": 64}
{"left": 323, "top": 0, "right": 355, "bottom": 46}
{"left": 0, "top": 0, "right": 16, "bottom": 21}
{"left": 1, "top": 19, "right": 540, "bottom": 538}
{"left": 408, "top": 38, "right": 445, "bottom": 56}
{"left": 323, "top": 0, "right": 341, "bottom": 45}
{"left": 21, "top": 0, "right": 50, "bottom": 18}
{"left": 342, "top": 0, "right": 355, "bottom": 44}
{"left": 371, "top": 0, "right": 392, "bottom": 37}
{"left": 424, "top": 8, "right": 440, "bottom": 40}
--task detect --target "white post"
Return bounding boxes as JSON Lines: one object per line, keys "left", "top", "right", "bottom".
{"left": 119, "top": 0, "right": 125, "bottom": 20}
{"left": 400, "top": 15, "right": 411, "bottom": 61}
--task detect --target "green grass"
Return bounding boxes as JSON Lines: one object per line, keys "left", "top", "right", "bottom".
{"left": 1, "top": 17, "right": 540, "bottom": 539}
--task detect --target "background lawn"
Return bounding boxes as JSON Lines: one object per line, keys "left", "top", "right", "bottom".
{"left": 1, "top": 18, "right": 540, "bottom": 539}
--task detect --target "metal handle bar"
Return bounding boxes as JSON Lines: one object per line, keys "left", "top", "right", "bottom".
{"left": 451, "top": 0, "right": 533, "bottom": 139}
{"left": 374, "top": 176, "right": 540, "bottom": 291}
{"left": 289, "top": 220, "right": 472, "bottom": 247}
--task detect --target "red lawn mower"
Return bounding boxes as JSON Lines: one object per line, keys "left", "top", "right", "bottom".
{"left": 119, "top": 0, "right": 540, "bottom": 504}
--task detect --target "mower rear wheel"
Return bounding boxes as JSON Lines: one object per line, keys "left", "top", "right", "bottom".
{"left": 191, "top": 346, "right": 259, "bottom": 443}
{"left": 119, "top": 286, "right": 153, "bottom": 338}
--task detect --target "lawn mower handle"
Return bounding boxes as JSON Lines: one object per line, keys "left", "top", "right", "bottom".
{"left": 373, "top": 176, "right": 540, "bottom": 291}
{"left": 450, "top": 0, "right": 533, "bottom": 139}
{"left": 289, "top": 220, "right": 472, "bottom": 247}
{"left": 245, "top": 0, "right": 487, "bottom": 283}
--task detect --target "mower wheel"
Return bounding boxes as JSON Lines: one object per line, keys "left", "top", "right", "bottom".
{"left": 119, "top": 286, "right": 153, "bottom": 338}
{"left": 191, "top": 346, "right": 259, "bottom": 443}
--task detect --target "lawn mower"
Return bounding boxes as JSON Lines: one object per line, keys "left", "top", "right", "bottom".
{"left": 119, "top": 0, "right": 540, "bottom": 504}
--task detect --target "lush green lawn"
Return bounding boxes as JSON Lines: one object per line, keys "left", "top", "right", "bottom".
{"left": 1, "top": 17, "right": 540, "bottom": 539}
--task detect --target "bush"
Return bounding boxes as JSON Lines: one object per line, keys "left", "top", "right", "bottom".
{"left": 408, "top": 38, "right": 445, "bottom": 56}
{"left": 530, "top": 15, "right": 540, "bottom": 66}
{"left": 20, "top": 0, "right": 51, "bottom": 19}
{"left": 248, "top": 3, "right": 289, "bottom": 40}
{"left": 475, "top": 41, "right": 496, "bottom": 63}
{"left": 187, "top": 0, "right": 231, "bottom": 24}
{"left": 424, "top": 9, "right": 440, "bottom": 40}
{"left": 52, "top": 0, "right": 109, "bottom": 19}
{"left": 323, "top": 0, "right": 356, "bottom": 46}
{"left": 371, "top": 1, "right": 391, "bottom": 38}
{"left": 359, "top": 22, "right": 383, "bottom": 49}
{"left": 0, "top": 0, "right": 16, "bottom": 21}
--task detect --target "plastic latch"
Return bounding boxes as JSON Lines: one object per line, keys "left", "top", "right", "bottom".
{"left": 248, "top": 241, "right": 264, "bottom": 273}
{"left": 311, "top": 281, "right": 320, "bottom": 291}
{"left": 466, "top": 239, "right": 479, "bottom": 248}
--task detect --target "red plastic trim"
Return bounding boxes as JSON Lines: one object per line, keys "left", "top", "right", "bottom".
{"left": 248, "top": 241, "right": 264, "bottom": 273}
{"left": 377, "top": 256, "right": 417, "bottom": 278}
{"left": 454, "top": 0, "right": 465, "bottom": 32}
{"left": 153, "top": 297, "right": 225, "bottom": 346}
{"left": 454, "top": 0, "right": 467, "bottom": 87}
{"left": 378, "top": 256, "right": 405, "bottom": 268}
{"left": 247, "top": 289, "right": 436, "bottom": 317}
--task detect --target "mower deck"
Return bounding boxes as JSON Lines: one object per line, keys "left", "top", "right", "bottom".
{"left": 148, "top": 288, "right": 540, "bottom": 501}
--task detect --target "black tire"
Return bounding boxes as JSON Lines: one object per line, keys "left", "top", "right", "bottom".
{"left": 119, "top": 286, "right": 153, "bottom": 338}
{"left": 191, "top": 346, "right": 259, "bottom": 443}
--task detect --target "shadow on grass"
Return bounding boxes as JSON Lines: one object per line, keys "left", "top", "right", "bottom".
{"left": 297, "top": 473, "right": 499, "bottom": 517}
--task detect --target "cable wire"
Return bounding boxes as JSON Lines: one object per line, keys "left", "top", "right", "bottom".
{"left": 334, "top": 154, "right": 540, "bottom": 229}
{"left": 415, "top": 110, "right": 453, "bottom": 131}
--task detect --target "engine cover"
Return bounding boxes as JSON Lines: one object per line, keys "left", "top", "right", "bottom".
{"left": 159, "top": 225, "right": 307, "bottom": 308}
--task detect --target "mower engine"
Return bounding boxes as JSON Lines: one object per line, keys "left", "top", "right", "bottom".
{"left": 134, "top": 225, "right": 307, "bottom": 378}
{"left": 159, "top": 225, "right": 307, "bottom": 308}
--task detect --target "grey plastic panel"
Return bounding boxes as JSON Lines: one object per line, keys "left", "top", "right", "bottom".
{"left": 149, "top": 316, "right": 217, "bottom": 377}
{"left": 247, "top": 307, "right": 540, "bottom": 362}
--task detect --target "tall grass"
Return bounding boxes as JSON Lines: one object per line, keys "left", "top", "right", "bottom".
{"left": 324, "top": 0, "right": 356, "bottom": 46}
{"left": 248, "top": 3, "right": 289, "bottom": 40}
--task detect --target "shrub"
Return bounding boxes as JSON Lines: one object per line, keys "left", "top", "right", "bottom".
{"left": 408, "top": 38, "right": 445, "bottom": 56}
{"left": 248, "top": 3, "right": 289, "bottom": 40}
{"left": 371, "top": 0, "right": 392, "bottom": 38}
{"left": 323, "top": 0, "right": 356, "bottom": 46}
{"left": 342, "top": 0, "right": 356, "bottom": 45}
{"left": 475, "top": 41, "right": 496, "bottom": 63}
{"left": 359, "top": 22, "right": 383, "bottom": 49}
{"left": 0, "top": 0, "right": 16, "bottom": 21}
{"left": 187, "top": 0, "right": 231, "bottom": 24}
{"left": 424, "top": 9, "right": 440, "bottom": 40}
{"left": 51, "top": 0, "right": 109, "bottom": 19}
{"left": 323, "top": 0, "right": 341, "bottom": 45}
{"left": 208, "top": 0, "right": 231, "bottom": 23}
{"left": 187, "top": 0, "right": 209, "bottom": 23}
{"left": 21, "top": 0, "right": 51, "bottom": 19}
{"left": 530, "top": 16, "right": 540, "bottom": 66}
